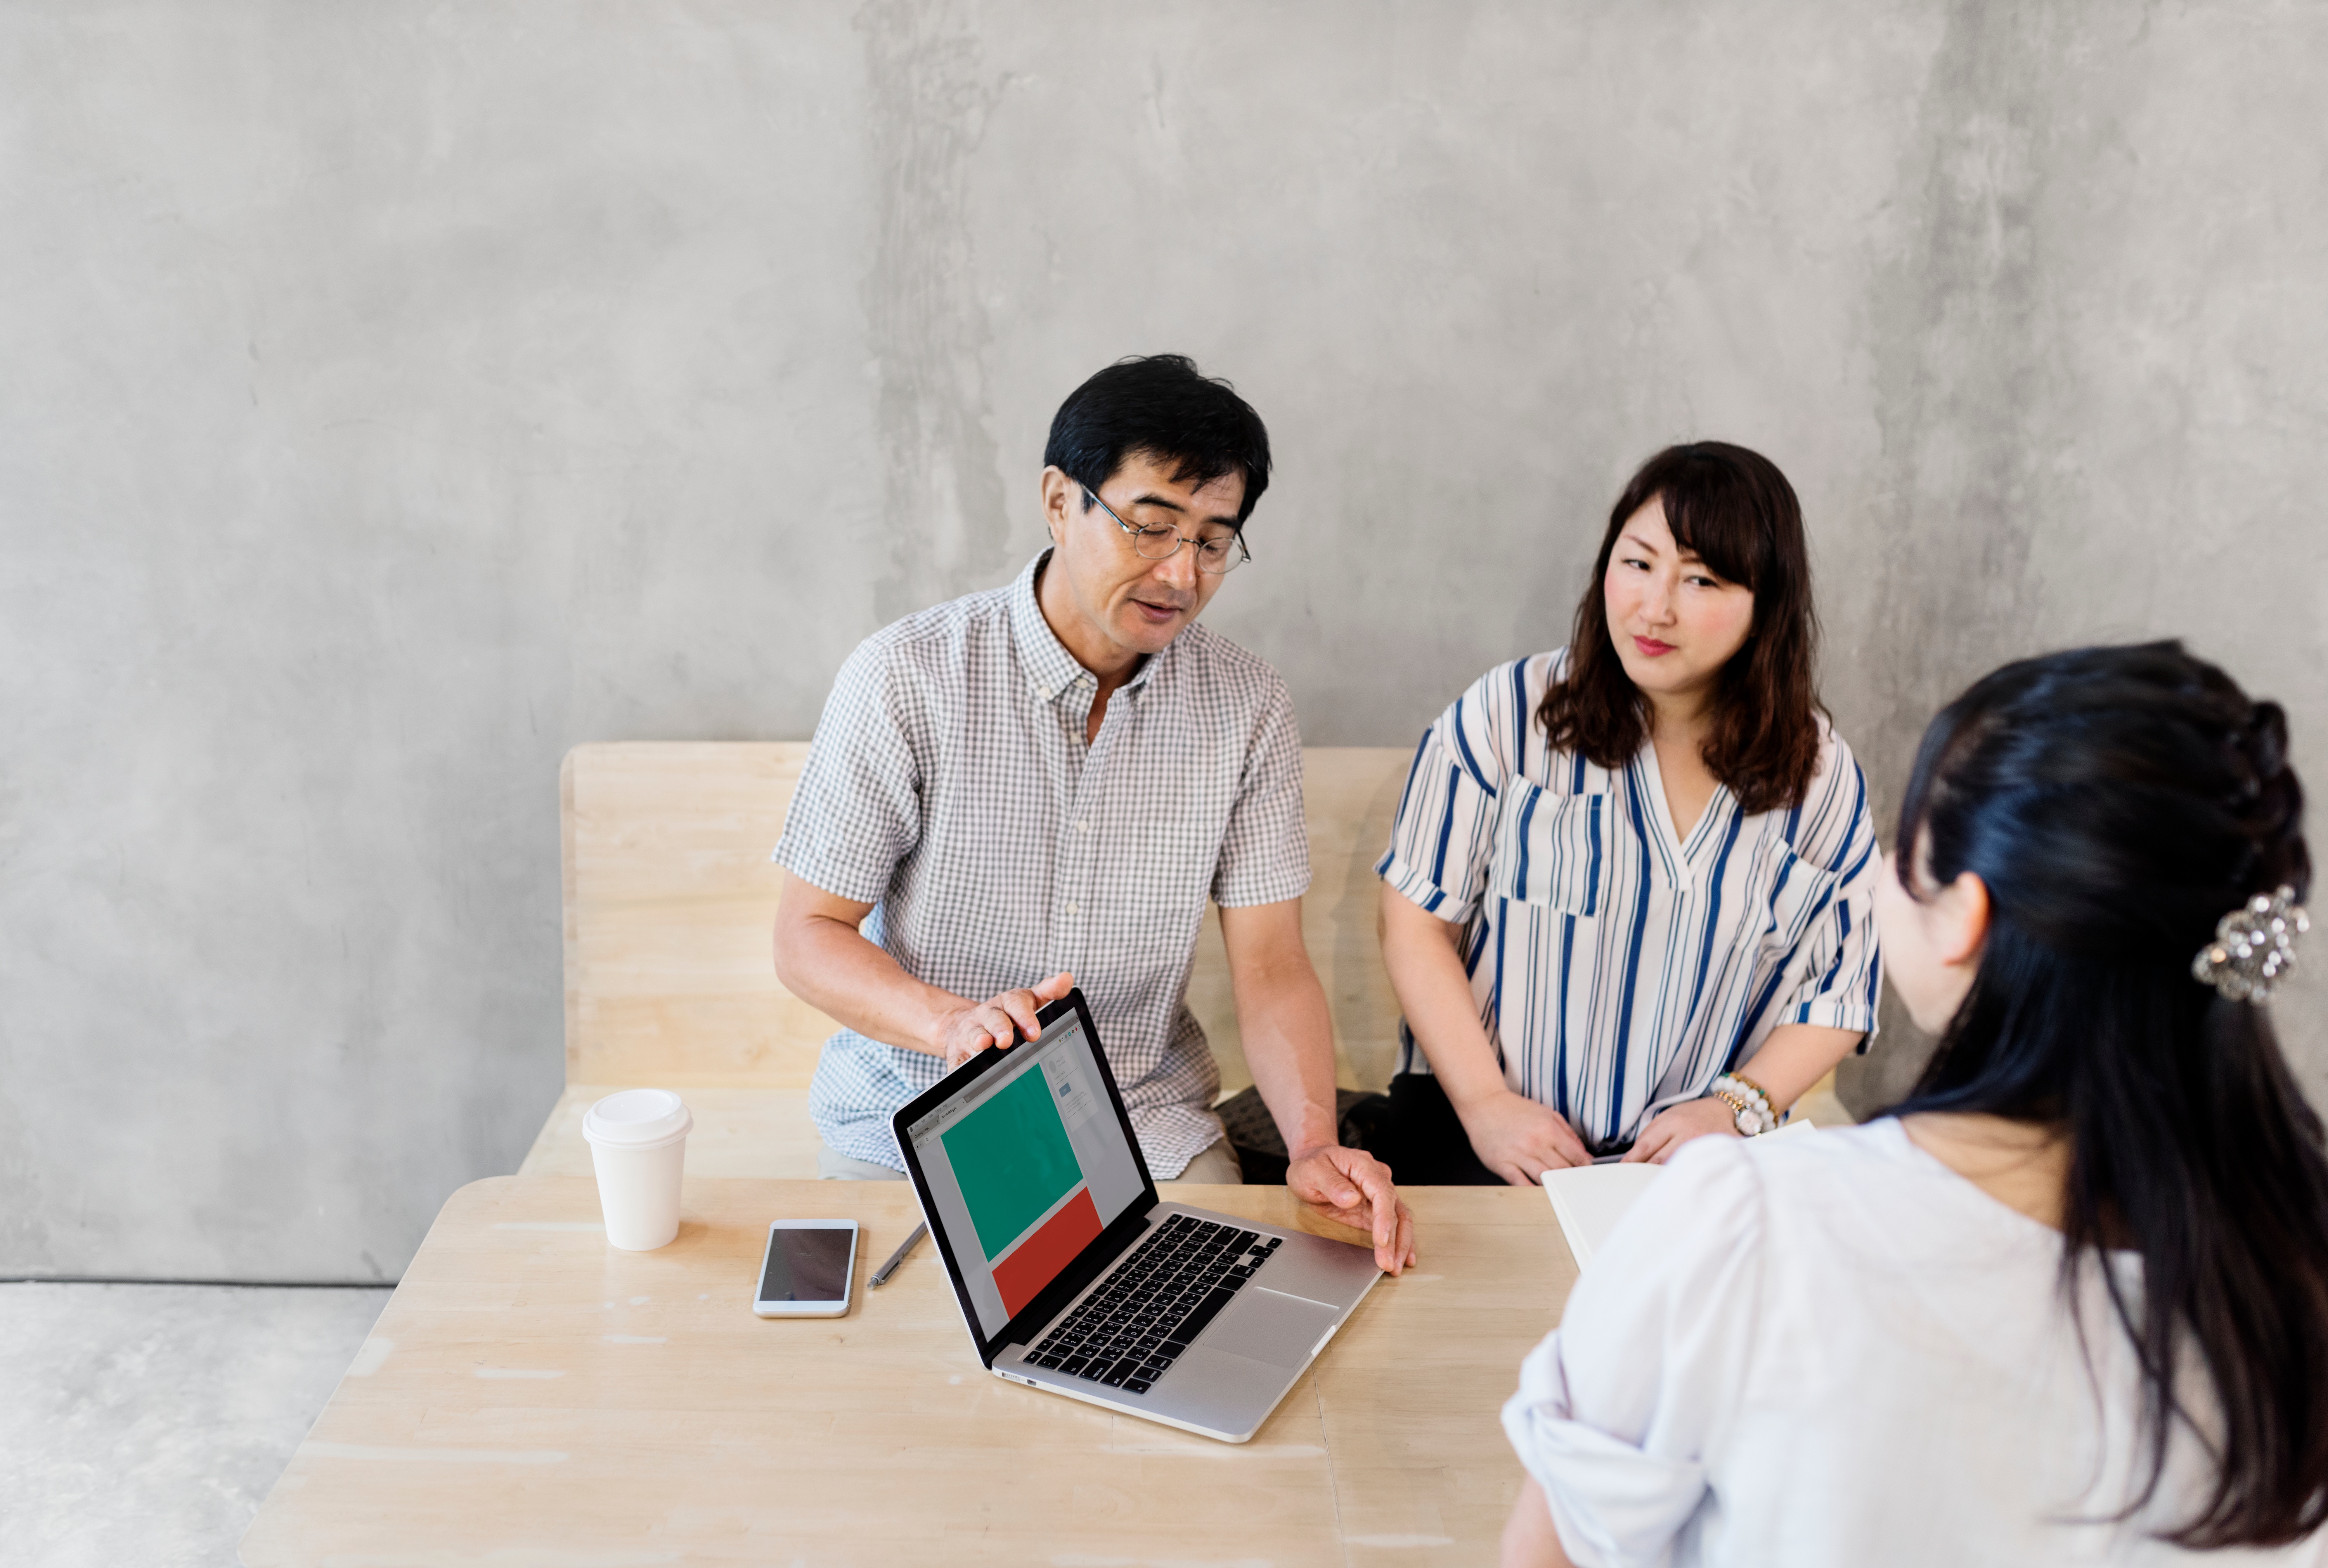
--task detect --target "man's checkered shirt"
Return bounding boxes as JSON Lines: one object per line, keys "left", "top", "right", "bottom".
{"left": 774, "top": 550, "right": 1311, "bottom": 1176}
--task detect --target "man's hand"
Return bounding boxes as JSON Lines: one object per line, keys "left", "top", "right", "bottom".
{"left": 1621, "top": 1095, "right": 1741, "bottom": 1164}
{"left": 1287, "top": 1144, "right": 1417, "bottom": 1275}
{"left": 1453, "top": 1089, "right": 1594, "bottom": 1185}
{"left": 928, "top": 972, "right": 1074, "bottom": 1069}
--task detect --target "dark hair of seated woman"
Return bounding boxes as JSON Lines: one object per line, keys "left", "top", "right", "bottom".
{"left": 1890, "top": 640, "right": 2328, "bottom": 1547}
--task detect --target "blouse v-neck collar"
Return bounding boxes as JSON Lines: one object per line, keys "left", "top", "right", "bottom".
{"left": 1632, "top": 741, "right": 1737, "bottom": 879}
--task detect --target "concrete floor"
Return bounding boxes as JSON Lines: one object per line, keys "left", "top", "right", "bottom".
{"left": 0, "top": 1281, "right": 392, "bottom": 1567}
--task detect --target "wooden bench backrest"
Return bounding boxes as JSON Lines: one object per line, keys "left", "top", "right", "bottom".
{"left": 562, "top": 743, "right": 1412, "bottom": 1093}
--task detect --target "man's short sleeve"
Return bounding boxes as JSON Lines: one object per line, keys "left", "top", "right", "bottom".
{"left": 1211, "top": 677, "right": 1310, "bottom": 908}
{"left": 772, "top": 638, "right": 923, "bottom": 904}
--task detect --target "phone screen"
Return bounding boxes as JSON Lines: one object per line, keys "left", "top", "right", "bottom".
{"left": 759, "top": 1226, "right": 854, "bottom": 1303}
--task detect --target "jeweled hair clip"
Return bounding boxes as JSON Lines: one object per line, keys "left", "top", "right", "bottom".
{"left": 2191, "top": 885, "right": 2309, "bottom": 1003}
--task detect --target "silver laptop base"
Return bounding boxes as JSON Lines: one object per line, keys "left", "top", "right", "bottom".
{"left": 989, "top": 1200, "right": 1380, "bottom": 1444}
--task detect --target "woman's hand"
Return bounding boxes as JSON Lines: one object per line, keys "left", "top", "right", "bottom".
{"left": 1455, "top": 1089, "right": 1594, "bottom": 1185}
{"left": 1502, "top": 1479, "right": 1575, "bottom": 1567}
{"left": 1621, "top": 1096, "right": 1741, "bottom": 1164}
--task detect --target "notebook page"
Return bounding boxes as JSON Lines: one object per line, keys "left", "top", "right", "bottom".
{"left": 1543, "top": 1120, "right": 1818, "bottom": 1268}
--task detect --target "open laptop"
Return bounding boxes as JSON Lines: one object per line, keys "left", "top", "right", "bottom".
{"left": 892, "top": 987, "right": 1382, "bottom": 1443}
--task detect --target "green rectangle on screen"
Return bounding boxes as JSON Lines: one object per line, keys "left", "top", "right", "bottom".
{"left": 942, "top": 1064, "right": 1083, "bottom": 1261}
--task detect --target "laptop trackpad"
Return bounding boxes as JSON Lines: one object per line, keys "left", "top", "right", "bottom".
{"left": 1209, "top": 1289, "right": 1340, "bottom": 1368}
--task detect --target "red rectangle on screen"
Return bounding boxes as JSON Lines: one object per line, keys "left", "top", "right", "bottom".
{"left": 991, "top": 1186, "right": 1103, "bottom": 1318}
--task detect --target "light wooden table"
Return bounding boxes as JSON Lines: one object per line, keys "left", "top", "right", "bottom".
{"left": 242, "top": 1178, "right": 1571, "bottom": 1566}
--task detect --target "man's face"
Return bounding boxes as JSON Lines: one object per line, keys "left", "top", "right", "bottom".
{"left": 1039, "top": 450, "right": 1245, "bottom": 665}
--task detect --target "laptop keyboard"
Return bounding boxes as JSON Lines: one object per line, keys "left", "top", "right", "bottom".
{"left": 1024, "top": 1213, "right": 1284, "bottom": 1395}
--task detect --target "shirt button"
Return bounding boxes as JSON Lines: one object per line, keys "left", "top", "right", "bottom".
{"left": 1067, "top": 901, "right": 1081, "bottom": 916}
{"left": 1075, "top": 819, "right": 1089, "bottom": 833}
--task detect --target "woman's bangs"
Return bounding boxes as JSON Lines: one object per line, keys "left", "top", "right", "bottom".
{"left": 1661, "top": 479, "right": 1765, "bottom": 591}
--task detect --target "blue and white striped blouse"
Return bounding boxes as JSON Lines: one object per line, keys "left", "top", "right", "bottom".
{"left": 1375, "top": 650, "right": 1882, "bottom": 1152}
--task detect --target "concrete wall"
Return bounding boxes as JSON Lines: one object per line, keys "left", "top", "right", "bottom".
{"left": 4, "top": 1, "right": 2323, "bottom": 1281}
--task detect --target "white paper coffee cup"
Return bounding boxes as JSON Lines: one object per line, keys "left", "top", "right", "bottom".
{"left": 582, "top": 1088, "right": 693, "bottom": 1251}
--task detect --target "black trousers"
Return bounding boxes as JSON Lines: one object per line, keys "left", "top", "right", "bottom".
{"left": 1371, "top": 1072, "right": 1505, "bottom": 1185}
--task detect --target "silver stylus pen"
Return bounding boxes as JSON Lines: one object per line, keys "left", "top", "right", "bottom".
{"left": 868, "top": 1222, "right": 926, "bottom": 1289}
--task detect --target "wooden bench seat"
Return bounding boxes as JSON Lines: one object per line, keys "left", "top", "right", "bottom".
{"left": 518, "top": 742, "right": 1848, "bottom": 1180}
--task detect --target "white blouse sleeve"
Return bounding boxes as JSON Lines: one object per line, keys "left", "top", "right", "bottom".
{"left": 1502, "top": 1137, "right": 1769, "bottom": 1568}
{"left": 1781, "top": 752, "right": 1882, "bottom": 1040}
{"left": 1373, "top": 667, "right": 1515, "bottom": 925}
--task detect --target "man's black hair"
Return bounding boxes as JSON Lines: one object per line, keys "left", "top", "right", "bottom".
{"left": 1043, "top": 354, "right": 1272, "bottom": 526}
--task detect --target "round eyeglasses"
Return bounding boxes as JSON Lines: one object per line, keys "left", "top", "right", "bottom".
{"left": 1083, "top": 486, "right": 1251, "bottom": 575}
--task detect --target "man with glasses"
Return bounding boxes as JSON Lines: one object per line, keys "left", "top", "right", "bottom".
{"left": 772, "top": 355, "right": 1415, "bottom": 1273}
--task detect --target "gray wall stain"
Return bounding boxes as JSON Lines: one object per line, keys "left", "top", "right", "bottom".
{"left": 858, "top": 0, "right": 1015, "bottom": 624}
{"left": 1838, "top": 0, "right": 2072, "bottom": 1107}
{"left": 1859, "top": 1, "right": 2057, "bottom": 768}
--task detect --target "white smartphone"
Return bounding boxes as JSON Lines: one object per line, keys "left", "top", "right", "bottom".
{"left": 753, "top": 1219, "right": 859, "bottom": 1318}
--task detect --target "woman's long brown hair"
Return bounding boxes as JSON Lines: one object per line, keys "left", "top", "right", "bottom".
{"left": 1536, "top": 442, "right": 1823, "bottom": 816}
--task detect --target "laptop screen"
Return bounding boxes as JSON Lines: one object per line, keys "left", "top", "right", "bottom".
{"left": 901, "top": 1009, "right": 1149, "bottom": 1337}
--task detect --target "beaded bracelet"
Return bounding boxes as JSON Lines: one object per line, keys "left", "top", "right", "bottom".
{"left": 1706, "top": 1072, "right": 1777, "bottom": 1136}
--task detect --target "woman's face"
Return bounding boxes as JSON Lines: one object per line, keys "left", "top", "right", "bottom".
{"left": 1602, "top": 496, "right": 1756, "bottom": 707}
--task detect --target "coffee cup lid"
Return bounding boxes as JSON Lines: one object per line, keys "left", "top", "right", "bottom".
{"left": 582, "top": 1088, "right": 693, "bottom": 1149}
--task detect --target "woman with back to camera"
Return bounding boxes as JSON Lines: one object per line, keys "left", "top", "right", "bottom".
{"left": 1375, "top": 442, "right": 1879, "bottom": 1179}
{"left": 1501, "top": 642, "right": 2328, "bottom": 1565}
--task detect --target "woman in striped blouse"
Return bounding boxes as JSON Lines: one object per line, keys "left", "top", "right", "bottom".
{"left": 1374, "top": 442, "right": 1879, "bottom": 1180}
